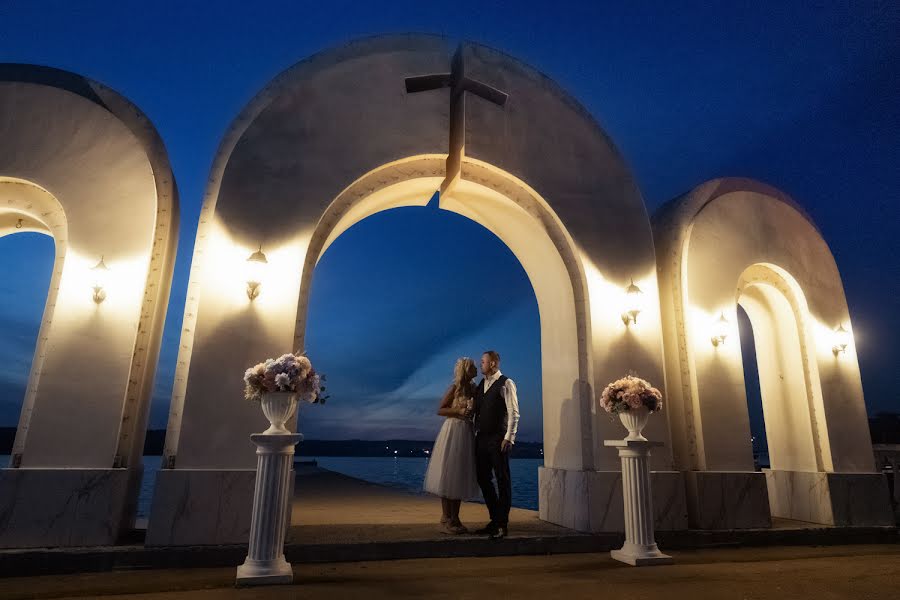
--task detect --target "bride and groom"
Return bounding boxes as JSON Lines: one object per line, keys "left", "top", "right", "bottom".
{"left": 423, "top": 351, "right": 520, "bottom": 539}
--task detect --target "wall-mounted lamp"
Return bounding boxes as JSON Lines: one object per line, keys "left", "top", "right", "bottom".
{"left": 15, "top": 218, "right": 23, "bottom": 229}
{"left": 711, "top": 312, "right": 729, "bottom": 347}
{"left": 832, "top": 324, "right": 850, "bottom": 356}
{"left": 245, "top": 246, "right": 268, "bottom": 300}
{"left": 91, "top": 256, "right": 110, "bottom": 304}
{"left": 621, "top": 279, "right": 644, "bottom": 325}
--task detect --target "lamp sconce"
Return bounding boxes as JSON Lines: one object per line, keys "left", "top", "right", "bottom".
{"left": 711, "top": 312, "right": 729, "bottom": 347}
{"left": 91, "top": 256, "right": 110, "bottom": 304}
{"left": 621, "top": 279, "right": 644, "bottom": 326}
{"left": 15, "top": 218, "right": 23, "bottom": 229}
{"left": 832, "top": 324, "right": 850, "bottom": 356}
{"left": 245, "top": 246, "right": 268, "bottom": 301}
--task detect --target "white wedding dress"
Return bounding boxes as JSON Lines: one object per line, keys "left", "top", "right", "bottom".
{"left": 423, "top": 394, "right": 480, "bottom": 500}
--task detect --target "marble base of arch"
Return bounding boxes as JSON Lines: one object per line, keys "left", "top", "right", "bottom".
{"left": 538, "top": 467, "right": 688, "bottom": 532}
{"left": 0, "top": 467, "right": 141, "bottom": 548}
{"left": 146, "top": 469, "right": 273, "bottom": 547}
{"left": 764, "top": 469, "right": 894, "bottom": 526}
{"left": 684, "top": 471, "right": 772, "bottom": 530}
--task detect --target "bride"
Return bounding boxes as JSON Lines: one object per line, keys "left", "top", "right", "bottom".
{"left": 423, "top": 357, "right": 481, "bottom": 534}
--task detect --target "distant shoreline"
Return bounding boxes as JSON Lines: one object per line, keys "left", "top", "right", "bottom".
{"left": 0, "top": 428, "right": 545, "bottom": 459}
{"left": 4, "top": 415, "right": 897, "bottom": 459}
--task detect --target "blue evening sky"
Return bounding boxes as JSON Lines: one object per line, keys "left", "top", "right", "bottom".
{"left": 0, "top": 1, "right": 897, "bottom": 444}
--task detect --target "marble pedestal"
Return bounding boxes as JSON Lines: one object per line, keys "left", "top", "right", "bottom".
{"left": 684, "top": 471, "right": 772, "bottom": 529}
{"left": 539, "top": 467, "right": 687, "bottom": 532}
{"left": 236, "top": 433, "right": 301, "bottom": 587}
{"left": 604, "top": 440, "right": 673, "bottom": 566}
{"left": 764, "top": 469, "right": 894, "bottom": 526}
{"left": 0, "top": 467, "right": 141, "bottom": 548}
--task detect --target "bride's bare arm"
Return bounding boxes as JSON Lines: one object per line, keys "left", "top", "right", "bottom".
{"left": 436, "top": 385, "right": 464, "bottom": 418}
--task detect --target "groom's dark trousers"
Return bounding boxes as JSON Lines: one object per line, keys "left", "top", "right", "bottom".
{"left": 475, "top": 432, "right": 511, "bottom": 527}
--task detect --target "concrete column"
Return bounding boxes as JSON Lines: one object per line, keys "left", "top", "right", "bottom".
{"left": 604, "top": 439, "right": 673, "bottom": 566}
{"left": 236, "top": 433, "right": 301, "bottom": 586}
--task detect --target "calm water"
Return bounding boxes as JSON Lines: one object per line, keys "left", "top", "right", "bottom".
{"left": 314, "top": 456, "right": 542, "bottom": 511}
{"left": 2, "top": 455, "right": 542, "bottom": 518}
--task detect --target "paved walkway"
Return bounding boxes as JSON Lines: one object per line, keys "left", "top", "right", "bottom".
{"left": 287, "top": 464, "right": 567, "bottom": 544}
{"left": 2, "top": 544, "right": 898, "bottom": 599}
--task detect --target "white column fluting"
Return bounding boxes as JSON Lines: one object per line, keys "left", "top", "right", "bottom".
{"left": 236, "top": 432, "right": 302, "bottom": 586}
{"left": 604, "top": 439, "right": 673, "bottom": 566}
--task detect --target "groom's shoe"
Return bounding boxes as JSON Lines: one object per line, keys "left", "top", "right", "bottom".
{"left": 489, "top": 526, "right": 507, "bottom": 540}
{"left": 474, "top": 522, "right": 498, "bottom": 535}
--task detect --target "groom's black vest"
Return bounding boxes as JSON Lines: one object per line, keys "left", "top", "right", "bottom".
{"left": 474, "top": 375, "right": 509, "bottom": 436}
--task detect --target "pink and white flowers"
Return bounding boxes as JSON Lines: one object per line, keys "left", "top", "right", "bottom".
{"left": 243, "top": 352, "right": 327, "bottom": 404}
{"left": 599, "top": 375, "right": 663, "bottom": 414}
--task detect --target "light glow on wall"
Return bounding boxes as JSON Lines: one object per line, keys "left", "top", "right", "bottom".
{"left": 202, "top": 220, "right": 310, "bottom": 319}
{"left": 711, "top": 312, "right": 730, "bottom": 347}
{"left": 832, "top": 324, "right": 851, "bottom": 356}
{"left": 57, "top": 250, "right": 148, "bottom": 317}
{"left": 687, "top": 304, "right": 738, "bottom": 357}
{"left": 583, "top": 262, "right": 658, "bottom": 333}
{"left": 808, "top": 317, "right": 855, "bottom": 361}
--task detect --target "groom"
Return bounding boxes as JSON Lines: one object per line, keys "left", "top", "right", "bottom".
{"left": 472, "top": 350, "right": 520, "bottom": 539}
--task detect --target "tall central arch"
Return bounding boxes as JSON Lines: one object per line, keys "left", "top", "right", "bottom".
{"left": 147, "top": 35, "right": 676, "bottom": 545}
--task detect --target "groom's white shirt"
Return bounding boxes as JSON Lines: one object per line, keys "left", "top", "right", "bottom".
{"left": 483, "top": 370, "right": 520, "bottom": 444}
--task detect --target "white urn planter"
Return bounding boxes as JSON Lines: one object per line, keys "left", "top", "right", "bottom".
{"left": 260, "top": 392, "right": 298, "bottom": 435}
{"left": 619, "top": 405, "right": 650, "bottom": 441}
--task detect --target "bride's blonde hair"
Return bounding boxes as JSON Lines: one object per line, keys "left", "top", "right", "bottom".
{"left": 452, "top": 357, "right": 477, "bottom": 399}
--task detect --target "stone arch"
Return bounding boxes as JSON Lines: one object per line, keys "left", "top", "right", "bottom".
{"left": 0, "top": 65, "right": 179, "bottom": 547}
{"left": 653, "top": 177, "right": 892, "bottom": 527}
{"left": 150, "top": 35, "right": 668, "bottom": 545}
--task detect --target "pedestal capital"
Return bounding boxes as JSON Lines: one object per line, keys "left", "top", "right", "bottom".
{"left": 249, "top": 433, "right": 302, "bottom": 454}
{"left": 604, "top": 439, "right": 664, "bottom": 448}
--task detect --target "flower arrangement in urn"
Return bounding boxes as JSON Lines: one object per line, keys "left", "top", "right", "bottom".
{"left": 244, "top": 352, "right": 327, "bottom": 434}
{"left": 599, "top": 375, "right": 663, "bottom": 441}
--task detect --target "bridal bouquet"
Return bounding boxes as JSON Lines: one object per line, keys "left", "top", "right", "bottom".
{"left": 598, "top": 375, "right": 662, "bottom": 414}
{"left": 243, "top": 352, "right": 327, "bottom": 404}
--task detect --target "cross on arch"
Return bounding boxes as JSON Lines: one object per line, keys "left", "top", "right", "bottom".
{"left": 405, "top": 47, "right": 508, "bottom": 194}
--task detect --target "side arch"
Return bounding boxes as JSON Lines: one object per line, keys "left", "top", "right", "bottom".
{"left": 0, "top": 65, "right": 178, "bottom": 547}
{"left": 653, "top": 177, "right": 869, "bottom": 474}
{"left": 653, "top": 177, "right": 892, "bottom": 528}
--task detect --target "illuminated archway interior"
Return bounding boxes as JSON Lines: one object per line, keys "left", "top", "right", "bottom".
{"left": 736, "top": 264, "right": 824, "bottom": 476}
{"left": 296, "top": 159, "right": 585, "bottom": 472}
